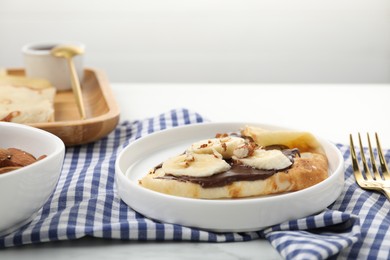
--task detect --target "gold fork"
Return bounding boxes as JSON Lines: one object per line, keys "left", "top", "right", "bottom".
{"left": 350, "top": 133, "right": 390, "bottom": 201}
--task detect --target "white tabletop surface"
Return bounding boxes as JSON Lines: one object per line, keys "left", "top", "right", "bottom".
{"left": 2, "top": 83, "right": 390, "bottom": 259}
{"left": 114, "top": 83, "right": 390, "bottom": 148}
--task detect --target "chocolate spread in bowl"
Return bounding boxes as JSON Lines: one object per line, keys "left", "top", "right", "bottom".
{"left": 157, "top": 147, "right": 300, "bottom": 188}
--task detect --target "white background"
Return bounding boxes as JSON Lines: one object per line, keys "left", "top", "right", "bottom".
{"left": 1, "top": 0, "right": 389, "bottom": 83}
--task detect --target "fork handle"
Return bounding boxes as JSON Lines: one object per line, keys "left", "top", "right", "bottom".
{"left": 381, "top": 188, "right": 390, "bottom": 201}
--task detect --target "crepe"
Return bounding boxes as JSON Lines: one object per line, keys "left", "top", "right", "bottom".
{"left": 241, "top": 125, "right": 325, "bottom": 154}
{"left": 139, "top": 126, "right": 329, "bottom": 199}
{"left": 140, "top": 153, "right": 328, "bottom": 199}
{"left": 0, "top": 84, "right": 56, "bottom": 123}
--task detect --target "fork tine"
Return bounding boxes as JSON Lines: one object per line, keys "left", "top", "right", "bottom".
{"left": 351, "top": 133, "right": 390, "bottom": 201}
{"left": 367, "top": 133, "right": 382, "bottom": 180}
{"left": 375, "top": 133, "right": 390, "bottom": 180}
{"left": 350, "top": 134, "right": 358, "bottom": 168}
{"left": 350, "top": 134, "right": 365, "bottom": 184}
{"left": 358, "top": 133, "right": 374, "bottom": 180}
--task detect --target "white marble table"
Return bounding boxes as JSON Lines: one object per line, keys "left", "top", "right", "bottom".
{"left": 2, "top": 83, "right": 390, "bottom": 259}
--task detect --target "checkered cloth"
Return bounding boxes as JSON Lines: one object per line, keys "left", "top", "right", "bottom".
{"left": 1, "top": 108, "right": 389, "bottom": 259}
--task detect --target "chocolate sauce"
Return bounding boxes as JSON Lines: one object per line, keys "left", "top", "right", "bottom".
{"left": 156, "top": 147, "right": 300, "bottom": 188}
{"left": 159, "top": 164, "right": 277, "bottom": 188}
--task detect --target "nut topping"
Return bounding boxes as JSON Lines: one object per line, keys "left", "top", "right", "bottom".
{"left": 233, "top": 141, "right": 257, "bottom": 159}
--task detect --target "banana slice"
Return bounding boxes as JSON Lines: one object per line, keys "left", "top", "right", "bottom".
{"left": 188, "top": 136, "right": 246, "bottom": 159}
{"left": 234, "top": 149, "right": 292, "bottom": 170}
{"left": 162, "top": 153, "right": 231, "bottom": 177}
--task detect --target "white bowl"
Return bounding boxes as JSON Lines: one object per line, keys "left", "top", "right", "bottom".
{"left": 115, "top": 122, "right": 345, "bottom": 232}
{"left": 0, "top": 122, "right": 65, "bottom": 236}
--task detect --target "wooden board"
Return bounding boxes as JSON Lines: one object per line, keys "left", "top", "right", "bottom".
{"left": 6, "top": 68, "right": 120, "bottom": 146}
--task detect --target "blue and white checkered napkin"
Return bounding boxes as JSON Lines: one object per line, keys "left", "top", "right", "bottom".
{"left": 1, "top": 108, "right": 390, "bottom": 259}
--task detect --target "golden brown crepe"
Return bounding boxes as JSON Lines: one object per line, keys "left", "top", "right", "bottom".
{"left": 139, "top": 126, "right": 328, "bottom": 199}
{"left": 241, "top": 125, "right": 325, "bottom": 154}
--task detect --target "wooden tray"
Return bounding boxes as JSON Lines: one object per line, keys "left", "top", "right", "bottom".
{"left": 6, "top": 68, "right": 120, "bottom": 146}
